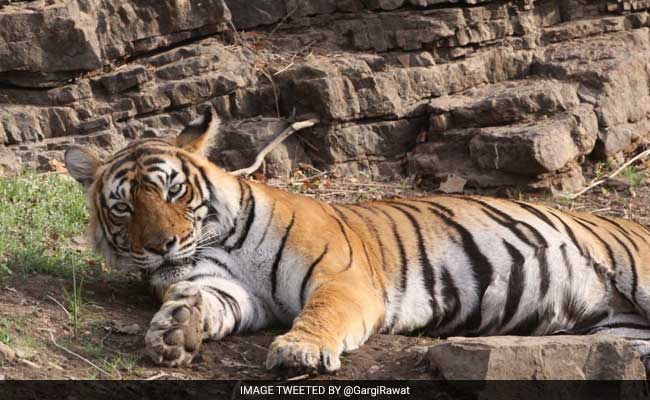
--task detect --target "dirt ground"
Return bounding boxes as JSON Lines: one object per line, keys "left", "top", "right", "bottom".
{"left": 0, "top": 273, "right": 435, "bottom": 380}
{"left": 3, "top": 165, "right": 650, "bottom": 380}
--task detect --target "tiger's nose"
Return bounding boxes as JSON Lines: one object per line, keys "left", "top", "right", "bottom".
{"left": 144, "top": 233, "right": 177, "bottom": 255}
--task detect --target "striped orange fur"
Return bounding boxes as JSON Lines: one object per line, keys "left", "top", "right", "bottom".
{"left": 64, "top": 110, "right": 650, "bottom": 372}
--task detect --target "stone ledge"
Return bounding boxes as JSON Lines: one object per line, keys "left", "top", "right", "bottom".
{"left": 428, "top": 335, "right": 646, "bottom": 380}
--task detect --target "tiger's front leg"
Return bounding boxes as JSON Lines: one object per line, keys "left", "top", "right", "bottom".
{"left": 266, "top": 279, "right": 385, "bottom": 373}
{"left": 145, "top": 278, "right": 271, "bottom": 367}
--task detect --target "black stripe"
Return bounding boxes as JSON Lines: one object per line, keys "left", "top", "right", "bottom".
{"left": 257, "top": 200, "right": 276, "bottom": 247}
{"left": 300, "top": 245, "right": 328, "bottom": 307}
{"left": 206, "top": 204, "right": 220, "bottom": 223}
{"left": 187, "top": 273, "right": 216, "bottom": 282}
{"left": 374, "top": 206, "right": 409, "bottom": 330}
{"left": 464, "top": 198, "right": 550, "bottom": 299}
{"left": 329, "top": 206, "right": 354, "bottom": 271}
{"left": 561, "top": 287, "right": 586, "bottom": 326}
{"left": 409, "top": 199, "right": 455, "bottom": 216}
{"left": 591, "top": 322, "right": 650, "bottom": 331}
{"left": 594, "top": 215, "right": 641, "bottom": 252}
{"left": 345, "top": 205, "right": 388, "bottom": 271}
{"left": 559, "top": 243, "right": 573, "bottom": 280}
{"left": 502, "top": 240, "right": 526, "bottom": 328}
{"left": 107, "top": 154, "right": 135, "bottom": 175}
{"left": 191, "top": 160, "right": 214, "bottom": 200}
{"left": 229, "top": 181, "right": 256, "bottom": 251}
{"left": 437, "top": 266, "right": 461, "bottom": 329}
{"left": 570, "top": 310, "right": 610, "bottom": 334}
{"left": 428, "top": 207, "right": 493, "bottom": 333}
{"left": 426, "top": 201, "right": 456, "bottom": 218}
{"left": 141, "top": 175, "right": 161, "bottom": 188}
{"left": 342, "top": 205, "right": 389, "bottom": 304}
{"left": 113, "top": 168, "right": 132, "bottom": 181}
{"left": 546, "top": 209, "right": 587, "bottom": 257}
{"left": 270, "top": 213, "right": 296, "bottom": 301}
{"left": 563, "top": 212, "right": 617, "bottom": 268}
{"left": 514, "top": 201, "right": 559, "bottom": 231}
{"left": 387, "top": 201, "right": 421, "bottom": 213}
{"left": 202, "top": 286, "right": 242, "bottom": 333}
{"left": 507, "top": 310, "right": 542, "bottom": 336}
{"left": 608, "top": 231, "right": 640, "bottom": 308}
{"left": 568, "top": 214, "right": 598, "bottom": 227}
{"left": 389, "top": 203, "right": 440, "bottom": 325}
{"left": 192, "top": 200, "right": 209, "bottom": 213}
{"left": 95, "top": 180, "right": 114, "bottom": 249}
{"left": 145, "top": 166, "right": 167, "bottom": 175}
{"left": 203, "top": 256, "right": 233, "bottom": 276}
{"left": 169, "top": 170, "right": 178, "bottom": 183}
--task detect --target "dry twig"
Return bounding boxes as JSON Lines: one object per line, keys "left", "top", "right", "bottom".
{"left": 270, "top": 7, "right": 298, "bottom": 35}
{"left": 45, "top": 329, "right": 111, "bottom": 378}
{"left": 46, "top": 295, "right": 71, "bottom": 319}
{"left": 286, "top": 374, "right": 310, "bottom": 381}
{"left": 566, "top": 148, "right": 650, "bottom": 199}
{"left": 146, "top": 371, "right": 169, "bottom": 380}
{"left": 231, "top": 118, "right": 319, "bottom": 177}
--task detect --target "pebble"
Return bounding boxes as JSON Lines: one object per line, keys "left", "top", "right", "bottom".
{"left": 115, "top": 323, "right": 141, "bottom": 335}
{"left": 0, "top": 342, "right": 16, "bottom": 362}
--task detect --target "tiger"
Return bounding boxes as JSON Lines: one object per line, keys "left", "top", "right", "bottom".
{"left": 64, "top": 109, "right": 650, "bottom": 372}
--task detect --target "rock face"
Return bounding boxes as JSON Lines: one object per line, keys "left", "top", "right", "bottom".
{"left": 428, "top": 335, "right": 646, "bottom": 380}
{"left": 2, "top": 1, "right": 650, "bottom": 189}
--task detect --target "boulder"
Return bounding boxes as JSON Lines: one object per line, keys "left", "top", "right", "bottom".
{"left": 428, "top": 335, "right": 646, "bottom": 380}
{"left": 3, "top": 0, "right": 650, "bottom": 190}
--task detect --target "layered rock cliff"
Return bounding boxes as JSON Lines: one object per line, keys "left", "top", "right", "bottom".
{"left": 2, "top": 0, "right": 650, "bottom": 191}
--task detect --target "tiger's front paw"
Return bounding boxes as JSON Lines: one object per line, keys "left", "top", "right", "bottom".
{"left": 266, "top": 332, "right": 341, "bottom": 373}
{"left": 145, "top": 282, "right": 204, "bottom": 367}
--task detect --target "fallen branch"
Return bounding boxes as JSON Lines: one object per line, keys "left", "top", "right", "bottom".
{"left": 45, "top": 329, "right": 111, "bottom": 378}
{"left": 231, "top": 118, "right": 320, "bottom": 177}
{"left": 46, "top": 294, "right": 71, "bottom": 320}
{"left": 566, "top": 148, "right": 650, "bottom": 199}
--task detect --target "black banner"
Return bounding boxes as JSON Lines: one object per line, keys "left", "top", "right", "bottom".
{"left": 1, "top": 380, "right": 649, "bottom": 400}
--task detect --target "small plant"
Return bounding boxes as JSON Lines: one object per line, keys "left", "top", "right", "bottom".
{"left": 63, "top": 264, "right": 84, "bottom": 337}
{"left": 622, "top": 166, "right": 645, "bottom": 187}
{"left": 0, "top": 320, "right": 13, "bottom": 345}
{"left": 594, "top": 161, "right": 610, "bottom": 179}
{"left": 104, "top": 355, "right": 140, "bottom": 377}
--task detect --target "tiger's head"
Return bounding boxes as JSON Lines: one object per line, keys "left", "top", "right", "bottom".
{"left": 64, "top": 110, "right": 241, "bottom": 286}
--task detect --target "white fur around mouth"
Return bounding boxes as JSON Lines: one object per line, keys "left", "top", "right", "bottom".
{"left": 150, "top": 259, "right": 194, "bottom": 285}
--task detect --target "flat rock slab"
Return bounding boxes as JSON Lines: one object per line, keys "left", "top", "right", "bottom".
{"left": 428, "top": 335, "right": 646, "bottom": 380}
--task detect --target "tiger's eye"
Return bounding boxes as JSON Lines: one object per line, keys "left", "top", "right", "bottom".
{"left": 169, "top": 183, "right": 183, "bottom": 196}
{"left": 112, "top": 203, "right": 131, "bottom": 215}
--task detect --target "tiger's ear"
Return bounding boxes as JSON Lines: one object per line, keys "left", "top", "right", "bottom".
{"left": 176, "top": 109, "right": 220, "bottom": 156}
{"left": 64, "top": 145, "right": 102, "bottom": 188}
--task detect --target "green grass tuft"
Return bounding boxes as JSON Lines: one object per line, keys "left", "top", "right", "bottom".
{"left": 0, "top": 319, "right": 13, "bottom": 346}
{"left": 622, "top": 166, "right": 645, "bottom": 187}
{"left": 0, "top": 171, "right": 98, "bottom": 277}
